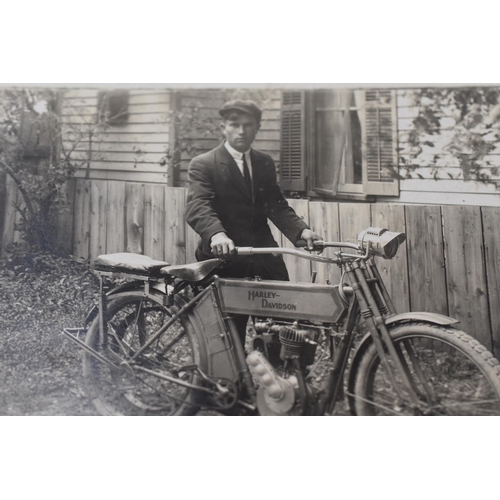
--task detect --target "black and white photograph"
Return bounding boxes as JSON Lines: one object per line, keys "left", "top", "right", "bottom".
{"left": 1, "top": 83, "right": 500, "bottom": 417}
{"left": 2, "top": 3, "right": 499, "bottom": 498}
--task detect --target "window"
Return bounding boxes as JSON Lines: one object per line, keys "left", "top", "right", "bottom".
{"left": 97, "top": 90, "right": 129, "bottom": 125}
{"left": 17, "top": 93, "right": 58, "bottom": 159}
{"left": 280, "top": 89, "right": 399, "bottom": 198}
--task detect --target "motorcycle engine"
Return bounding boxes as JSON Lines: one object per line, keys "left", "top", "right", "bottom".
{"left": 247, "top": 320, "right": 319, "bottom": 415}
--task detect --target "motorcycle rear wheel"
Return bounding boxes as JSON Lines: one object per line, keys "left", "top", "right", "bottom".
{"left": 83, "top": 291, "right": 207, "bottom": 416}
{"left": 352, "top": 322, "right": 500, "bottom": 416}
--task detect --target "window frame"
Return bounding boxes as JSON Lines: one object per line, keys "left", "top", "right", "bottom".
{"left": 280, "top": 89, "right": 399, "bottom": 200}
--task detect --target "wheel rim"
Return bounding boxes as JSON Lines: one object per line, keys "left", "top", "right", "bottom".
{"left": 87, "top": 297, "right": 201, "bottom": 416}
{"left": 359, "top": 334, "right": 500, "bottom": 416}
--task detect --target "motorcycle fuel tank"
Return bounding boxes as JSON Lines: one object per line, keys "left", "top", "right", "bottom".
{"left": 216, "top": 278, "right": 346, "bottom": 323}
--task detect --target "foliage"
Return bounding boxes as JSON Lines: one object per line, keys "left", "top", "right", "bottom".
{"left": 401, "top": 87, "right": 500, "bottom": 185}
{"left": 0, "top": 246, "right": 100, "bottom": 415}
{"left": 0, "top": 88, "right": 104, "bottom": 252}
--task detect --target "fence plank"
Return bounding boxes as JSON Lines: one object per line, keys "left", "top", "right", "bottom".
{"left": 445, "top": 206, "right": 488, "bottom": 345}
{"left": 339, "top": 203, "right": 371, "bottom": 243}
{"left": 144, "top": 184, "right": 165, "bottom": 260}
{"left": 89, "top": 180, "right": 108, "bottom": 259}
{"left": 370, "top": 204, "right": 410, "bottom": 313}
{"left": 308, "top": 201, "right": 341, "bottom": 285}
{"left": 282, "top": 199, "right": 311, "bottom": 283}
{"left": 443, "top": 206, "right": 491, "bottom": 348}
{"left": 73, "top": 179, "right": 91, "bottom": 260}
{"left": 56, "top": 179, "right": 75, "bottom": 255}
{"left": 106, "top": 181, "right": 126, "bottom": 255}
{"left": 164, "top": 187, "right": 187, "bottom": 265}
{"left": 405, "top": 205, "right": 448, "bottom": 316}
{"left": 2, "top": 176, "right": 19, "bottom": 247}
{"left": 185, "top": 226, "right": 198, "bottom": 265}
{"left": 184, "top": 188, "right": 199, "bottom": 265}
{"left": 125, "top": 183, "right": 145, "bottom": 254}
{"left": 482, "top": 207, "right": 500, "bottom": 357}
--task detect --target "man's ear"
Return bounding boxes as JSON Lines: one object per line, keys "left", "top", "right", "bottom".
{"left": 219, "top": 121, "right": 227, "bottom": 137}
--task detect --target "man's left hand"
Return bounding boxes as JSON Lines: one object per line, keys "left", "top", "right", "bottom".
{"left": 300, "top": 228, "right": 323, "bottom": 251}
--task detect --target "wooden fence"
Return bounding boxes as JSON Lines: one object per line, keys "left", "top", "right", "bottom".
{"left": 2, "top": 177, "right": 500, "bottom": 355}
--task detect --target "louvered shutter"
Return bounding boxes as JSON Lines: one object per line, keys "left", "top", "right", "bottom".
{"left": 362, "top": 90, "right": 399, "bottom": 196}
{"left": 280, "top": 91, "right": 306, "bottom": 191}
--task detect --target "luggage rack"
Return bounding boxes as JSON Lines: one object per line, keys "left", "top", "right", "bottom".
{"left": 62, "top": 253, "right": 172, "bottom": 354}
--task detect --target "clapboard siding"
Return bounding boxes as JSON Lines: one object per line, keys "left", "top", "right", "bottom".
{"left": 64, "top": 141, "right": 168, "bottom": 153}
{"left": 61, "top": 89, "right": 171, "bottom": 184}
{"left": 73, "top": 169, "right": 169, "bottom": 183}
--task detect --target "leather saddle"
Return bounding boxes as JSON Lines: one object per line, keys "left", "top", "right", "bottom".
{"left": 160, "top": 259, "right": 225, "bottom": 283}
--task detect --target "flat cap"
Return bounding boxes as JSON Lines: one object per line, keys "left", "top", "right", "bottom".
{"left": 219, "top": 99, "right": 262, "bottom": 122}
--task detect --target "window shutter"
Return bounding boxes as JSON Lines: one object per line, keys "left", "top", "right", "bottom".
{"left": 19, "top": 109, "right": 53, "bottom": 158}
{"left": 362, "top": 89, "right": 399, "bottom": 196}
{"left": 280, "top": 90, "right": 306, "bottom": 191}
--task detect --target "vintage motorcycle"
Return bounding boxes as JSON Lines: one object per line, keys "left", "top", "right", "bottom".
{"left": 63, "top": 227, "right": 500, "bottom": 416}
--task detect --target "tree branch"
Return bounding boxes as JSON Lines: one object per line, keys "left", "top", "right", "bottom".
{"left": 0, "top": 159, "right": 37, "bottom": 219}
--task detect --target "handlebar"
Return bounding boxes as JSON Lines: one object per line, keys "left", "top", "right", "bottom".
{"left": 295, "top": 239, "right": 360, "bottom": 251}
{"left": 236, "top": 241, "right": 369, "bottom": 264}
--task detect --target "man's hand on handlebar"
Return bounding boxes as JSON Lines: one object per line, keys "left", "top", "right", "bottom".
{"left": 210, "top": 232, "right": 237, "bottom": 259}
{"left": 298, "top": 228, "right": 323, "bottom": 251}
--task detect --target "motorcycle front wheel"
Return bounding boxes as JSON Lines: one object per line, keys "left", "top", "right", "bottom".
{"left": 352, "top": 322, "right": 500, "bottom": 416}
{"left": 83, "top": 291, "right": 207, "bottom": 416}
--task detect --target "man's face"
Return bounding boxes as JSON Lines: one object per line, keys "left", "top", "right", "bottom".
{"left": 220, "top": 111, "right": 260, "bottom": 152}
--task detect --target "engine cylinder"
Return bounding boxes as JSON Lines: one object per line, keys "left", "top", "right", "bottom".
{"left": 278, "top": 324, "right": 319, "bottom": 366}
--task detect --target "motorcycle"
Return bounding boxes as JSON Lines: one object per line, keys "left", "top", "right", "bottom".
{"left": 63, "top": 227, "right": 500, "bottom": 416}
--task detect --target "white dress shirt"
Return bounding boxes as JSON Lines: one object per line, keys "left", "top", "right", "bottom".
{"left": 224, "top": 141, "right": 253, "bottom": 180}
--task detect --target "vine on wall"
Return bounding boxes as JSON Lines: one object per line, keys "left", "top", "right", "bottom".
{"left": 400, "top": 87, "right": 500, "bottom": 187}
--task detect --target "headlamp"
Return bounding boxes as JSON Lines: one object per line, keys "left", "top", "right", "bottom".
{"left": 358, "top": 227, "right": 406, "bottom": 259}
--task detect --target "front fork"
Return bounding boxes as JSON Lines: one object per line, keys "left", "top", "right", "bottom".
{"left": 314, "top": 299, "right": 360, "bottom": 416}
{"left": 345, "top": 260, "right": 422, "bottom": 407}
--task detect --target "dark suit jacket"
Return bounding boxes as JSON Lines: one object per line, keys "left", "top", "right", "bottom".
{"left": 185, "top": 142, "right": 309, "bottom": 280}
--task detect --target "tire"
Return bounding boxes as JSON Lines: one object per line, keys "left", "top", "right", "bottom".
{"left": 83, "top": 291, "right": 207, "bottom": 416}
{"left": 352, "top": 322, "right": 500, "bottom": 416}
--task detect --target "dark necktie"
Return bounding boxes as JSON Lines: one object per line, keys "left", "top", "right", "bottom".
{"left": 242, "top": 153, "right": 253, "bottom": 196}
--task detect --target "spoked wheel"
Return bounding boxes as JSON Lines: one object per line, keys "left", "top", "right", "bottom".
{"left": 352, "top": 323, "right": 500, "bottom": 416}
{"left": 83, "top": 292, "right": 207, "bottom": 416}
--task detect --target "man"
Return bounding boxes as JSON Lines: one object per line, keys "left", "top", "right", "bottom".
{"left": 185, "top": 99, "right": 321, "bottom": 339}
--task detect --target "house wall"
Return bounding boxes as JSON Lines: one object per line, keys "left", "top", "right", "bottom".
{"left": 68, "top": 86, "right": 499, "bottom": 207}
{"left": 61, "top": 88, "right": 171, "bottom": 184}
{"left": 393, "top": 89, "right": 500, "bottom": 207}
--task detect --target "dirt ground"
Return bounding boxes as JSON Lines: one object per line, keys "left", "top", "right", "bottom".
{"left": 0, "top": 249, "right": 349, "bottom": 416}
{"left": 0, "top": 250, "right": 100, "bottom": 415}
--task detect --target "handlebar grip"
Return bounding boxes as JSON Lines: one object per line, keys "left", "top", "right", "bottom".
{"left": 295, "top": 240, "right": 325, "bottom": 251}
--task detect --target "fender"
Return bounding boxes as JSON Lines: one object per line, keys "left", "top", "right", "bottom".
{"left": 346, "top": 312, "right": 459, "bottom": 414}
{"left": 385, "top": 312, "right": 458, "bottom": 327}
{"left": 84, "top": 281, "right": 170, "bottom": 326}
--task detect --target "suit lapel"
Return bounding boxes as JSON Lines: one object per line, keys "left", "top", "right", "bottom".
{"left": 218, "top": 143, "right": 252, "bottom": 201}
{"left": 250, "top": 149, "right": 264, "bottom": 200}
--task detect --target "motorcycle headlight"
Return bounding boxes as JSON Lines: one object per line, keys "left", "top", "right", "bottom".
{"left": 358, "top": 227, "right": 406, "bottom": 259}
